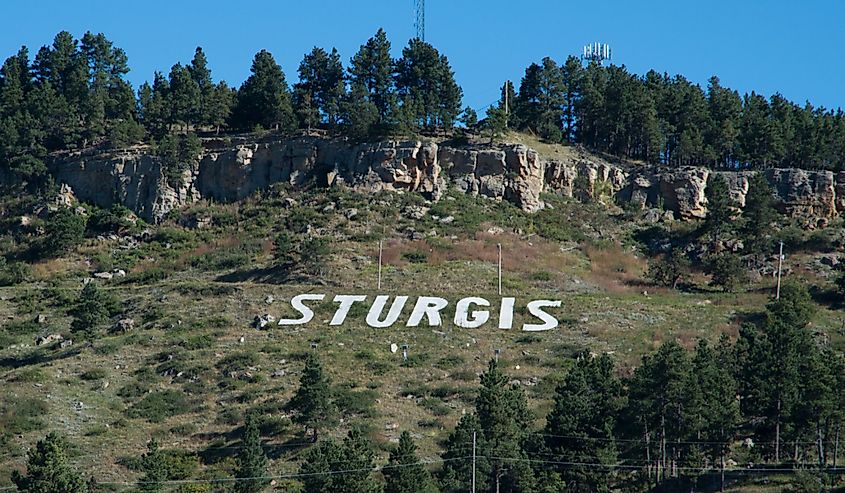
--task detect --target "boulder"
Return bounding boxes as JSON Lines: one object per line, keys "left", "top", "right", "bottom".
{"left": 36, "top": 334, "right": 63, "bottom": 346}
{"left": 112, "top": 318, "right": 135, "bottom": 333}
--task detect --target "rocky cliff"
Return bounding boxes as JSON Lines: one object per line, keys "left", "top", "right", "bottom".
{"left": 49, "top": 137, "right": 844, "bottom": 224}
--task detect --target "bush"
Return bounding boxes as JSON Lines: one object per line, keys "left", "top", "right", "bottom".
{"left": 127, "top": 390, "right": 191, "bottom": 422}
{"left": 706, "top": 253, "right": 748, "bottom": 292}
{"left": 0, "top": 259, "right": 31, "bottom": 286}
{"left": 80, "top": 369, "right": 108, "bottom": 381}
{"left": 646, "top": 250, "right": 690, "bottom": 289}
{"left": 42, "top": 207, "right": 85, "bottom": 256}
{"left": 402, "top": 251, "right": 429, "bottom": 264}
{"left": 300, "top": 237, "right": 330, "bottom": 275}
{"left": 87, "top": 204, "right": 134, "bottom": 234}
{"left": 215, "top": 351, "right": 260, "bottom": 375}
{"left": 70, "top": 283, "right": 119, "bottom": 338}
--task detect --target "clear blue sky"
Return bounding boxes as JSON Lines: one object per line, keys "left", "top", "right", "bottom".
{"left": 2, "top": 0, "right": 843, "bottom": 113}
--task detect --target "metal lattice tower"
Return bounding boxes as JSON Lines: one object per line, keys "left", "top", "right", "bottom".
{"left": 414, "top": 0, "right": 425, "bottom": 41}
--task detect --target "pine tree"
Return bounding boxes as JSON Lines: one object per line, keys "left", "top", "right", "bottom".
{"left": 12, "top": 433, "right": 88, "bottom": 493}
{"left": 737, "top": 281, "right": 815, "bottom": 463}
{"left": 545, "top": 353, "right": 622, "bottom": 492}
{"left": 394, "top": 39, "right": 462, "bottom": 131}
{"left": 139, "top": 438, "right": 167, "bottom": 493}
{"left": 702, "top": 173, "right": 735, "bottom": 246}
{"left": 439, "top": 414, "right": 489, "bottom": 493}
{"left": 232, "top": 50, "right": 293, "bottom": 131}
{"left": 188, "top": 47, "right": 214, "bottom": 126}
{"left": 295, "top": 47, "right": 345, "bottom": 127}
{"left": 70, "top": 282, "right": 115, "bottom": 339}
{"left": 384, "top": 431, "right": 437, "bottom": 493}
{"left": 484, "top": 105, "right": 507, "bottom": 144}
{"left": 339, "top": 81, "right": 378, "bottom": 140}
{"left": 349, "top": 29, "right": 396, "bottom": 129}
{"left": 233, "top": 413, "right": 269, "bottom": 493}
{"left": 475, "top": 359, "right": 535, "bottom": 493}
{"left": 560, "top": 56, "right": 583, "bottom": 142}
{"left": 742, "top": 173, "right": 778, "bottom": 254}
{"left": 705, "top": 253, "right": 748, "bottom": 292}
{"left": 299, "top": 438, "right": 345, "bottom": 493}
{"left": 167, "top": 63, "right": 201, "bottom": 131}
{"left": 288, "top": 352, "right": 336, "bottom": 441}
{"left": 624, "top": 341, "right": 692, "bottom": 484}
{"left": 42, "top": 207, "right": 85, "bottom": 256}
{"left": 334, "top": 429, "right": 381, "bottom": 493}
{"left": 688, "top": 339, "right": 739, "bottom": 491}
{"left": 207, "top": 81, "right": 235, "bottom": 134}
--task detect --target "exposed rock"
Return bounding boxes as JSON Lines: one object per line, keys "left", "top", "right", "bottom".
{"left": 93, "top": 271, "right": 113, "bottom": 280}
{"left": 403, "top": 205, "right": 430, "bottom": 220}
{"left": 252, "top": 314, "right": 276, "bottom": 330}
{"left": 112, "top": 318, "right": 135, "bottom": 333}
{"left": 49, "top": 136, "right": 845, "bottom": 223}
{"left": 36, "top": 334, "right": 63, "bottom": 346}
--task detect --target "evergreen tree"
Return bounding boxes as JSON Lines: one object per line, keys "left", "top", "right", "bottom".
{"left": 706, "top": 76, "right": 742, "bottom": 168}
{"left": 12, "top": 433, "right": 88, "bottom": 493}
{"left": 207, "top": 81, "right": 235, "bottom": 134}
{"left": 394, "top": 39, "right": 462, "bottom": 130}
{"left": 624, "top": 341, "right": 692, "bottom": 483}
{"left": 705, "top": 253, "right": 748, "bottom": 292}
{"left": 139, "top": 438, "right": 167, "bottom": 493}
{"left": 349, "top": 29, "right": 396, "bottom": 128}
{"left": 483, "top": 105, "right": 507, "bottom": 144}
{"left": 70, "top": 282, "right": 116, "bottom": 339}
{"left": 233, "top": 413, "right": 269, "bottom": 493}
{"left": 742, "top": 173, "right": 778, "bottom": 254}
{"left": 334, "top": 429, "right": 381, "bottom": 493}
{"left": 288, "top": 352, "right": 336, "bottom": 441}
{"left": 232, "top": 50, "right": 293, "bottom": 131}
{"left": 544, "top": 353, "right": 622, "bottom": 493}
{"left": 339, "top": 81, "right": 378, "bottom": 140}
{"left": 295, "top": 47, "right": 345, "bottom": 127}
{"left": 736, "top": 281, "right": 815, "bottom": 462}
{"left": 688, "top": 339, "right": 739, "bottom": 491}
{"left": 188, "top": 47, "right": 214, "bottom": 126}
{"left": 475, "top": 359, "right": 535, "bottom": 493}
{"left": 299, "top": 438, "right": 345, "bottom": 493}
{"left": 167, "top": 63, "right": 201, "bottom": 130}
{"left": 384, "top": 431, "right": 437, "bottom": 493}
{"left": 42, "top": 207, "right": 85, "bottom": 256}
{"left": 513, "top": 57, "right": 565, "bottom": 141}
{"left": 560, "top": 56, "right": 583, "bottom": 142}
{"left": 702, "top": 173, "right": 735, "bottom": 245}
{"left": 459, "top": 106, "right": 477, "bottom": 129}
{"left": 439, "top": 414, "right": 489, "bottom": 493}
{"left": 645, "top": 249, "right": 690, "bottom": 290}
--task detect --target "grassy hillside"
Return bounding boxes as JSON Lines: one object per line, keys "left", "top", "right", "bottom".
{"left": 1, "top": 138, "right": 844, "bottom": 491}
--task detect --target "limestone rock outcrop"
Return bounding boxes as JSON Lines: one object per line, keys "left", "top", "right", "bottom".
{"left": 47, "top": 136, "right": 845, "bottom": 224}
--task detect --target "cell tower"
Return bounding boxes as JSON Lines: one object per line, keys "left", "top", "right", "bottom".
{"left": 414, "top": 0, "right": 425, "bottom": 41}
{"left": 581, "top": 42, "right": 612, "bottom": 64}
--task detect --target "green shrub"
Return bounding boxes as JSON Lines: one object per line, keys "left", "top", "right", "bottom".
{"left": 80, "top": 368, "right": 108, "bottom": 381}
{"left": 127, "top": 390, "right": 191, "bottom": 422}
{"left": 706, "top": 253, "right": 748, "bottom": 292}
{"left": 402, "top": 251, "right": 429, "bottom": 264}
{"left": 0, "top": 397, "right": 48, "bottom": 434}
{"left": 215, "top": 351, "right": 259, "bottom": 375}
{"left": 42, "top": 207, "right": 85, "bottom": 256}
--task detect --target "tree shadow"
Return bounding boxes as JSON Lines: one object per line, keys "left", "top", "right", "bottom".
{"left": 0, "top": 345, "right": 83, "bottom": 372}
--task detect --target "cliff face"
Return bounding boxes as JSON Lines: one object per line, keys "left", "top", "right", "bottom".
{"left": 49, "top": 137, "right": 844, "bottom": 224}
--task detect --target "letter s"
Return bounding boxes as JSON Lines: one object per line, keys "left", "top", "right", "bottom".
{"left": 522, "top": 300, "right": 561, "bottom": 331}
{"left": 278, "top": 294, "right": 325, "bottom": 325}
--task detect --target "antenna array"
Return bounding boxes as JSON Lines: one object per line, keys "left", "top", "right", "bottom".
{"left": 581, "top": 42, "right": 612, "bottom": 64}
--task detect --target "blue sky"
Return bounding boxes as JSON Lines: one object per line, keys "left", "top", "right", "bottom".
{"left": 2, "top": 0, "right": 843, "bottom": 113}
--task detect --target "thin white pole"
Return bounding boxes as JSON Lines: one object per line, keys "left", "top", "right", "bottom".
{"left": 497, "top": 243, "right": 502, "bottom": 296}
{"left": 378, "top": 240, "right": 383, "bottom": 291}
{"left": 472, "top": 431, "right": 477, "bottom": 493}
{"left": 776, "top": 241, "right": 784, "bottom": 299}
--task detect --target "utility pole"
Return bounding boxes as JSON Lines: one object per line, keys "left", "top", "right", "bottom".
{"left": 471, "top": 431, "right": 477, "bottom": 493}
{"left": 378, "top": 240, "right": 383, "bottom": 290}
{"left": 776, "top": 241, "right": 784, "bottom": 299}
{"left": 497, "top": 243, "right": 502, "bottom": 296}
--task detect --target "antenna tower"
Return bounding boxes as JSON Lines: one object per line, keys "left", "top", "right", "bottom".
{"left": 581, "top": 42, "right": 612, "bottom": 64}
{"left": 414, "top": 0, "right": 426, "bottom": 41}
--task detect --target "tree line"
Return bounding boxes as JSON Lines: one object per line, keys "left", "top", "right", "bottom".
{"left": 0, "top": 29, "right": 463, "bottom": 188}
{"left": 11, "top": 282, "right": 843, "bottom": 493}
{"left": 5, "top": 30, "right": 845, "bottom": 192}
{"left": 499, "top": 56, "right": 845, "bottom": 170}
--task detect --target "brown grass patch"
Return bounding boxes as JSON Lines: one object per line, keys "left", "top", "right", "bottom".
{"left": 583, "top": 243, "right": 647, "bottom": 294}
